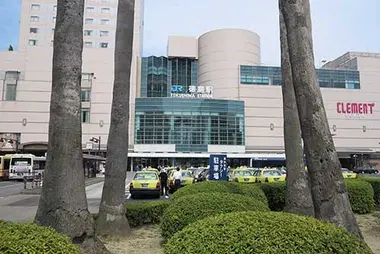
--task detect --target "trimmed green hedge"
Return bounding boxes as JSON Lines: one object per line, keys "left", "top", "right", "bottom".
{"left": 164, "top": 211, "right": 372, "bottom": 254}
{"left": 0, "top": 220, "right": 80, "bottom": 254}
{"left": 161, "top": 192, "right": 269, "bottom": 239}
{"left": 345, "top": 179, "right": 375, "bottom": 214}
{"left": 360, "top": 177, "right": 380, "bottom": 207}
{"left": 260, "top": 182, "right": 286, "bottom": 211}
{"left": 172, "top": 181, "right": 231, "bottom": 200}
{"left": 172, "top": 181, "right": 268, "bottom": 205}
{"left": 125, "top": 201, "right": 170, "bottom": 227}
{"left": 260, "top": 180, "right": 375, "bottom": 214}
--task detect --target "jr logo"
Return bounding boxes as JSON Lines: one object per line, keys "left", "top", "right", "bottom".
{"left": 171, "top": 85, "right": 184, "bottom": 93}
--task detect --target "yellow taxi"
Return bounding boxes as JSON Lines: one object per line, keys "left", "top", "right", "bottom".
{"left": 341, "top": 168, "right": 357, "bottom": 179}
{"left": 143, "top": 167, "right": 159, "bottom": 173}
{"left": 231, "top": 168, "right": 256, "bottom": 183}
{"left": 169, "top": 170, "right": 194, "bottom": 193}
{"left": 129, "top": 171, "right": 161, "bottom": 199}
{"left": 253, "top": 168, "right": 286, "bottom": 183}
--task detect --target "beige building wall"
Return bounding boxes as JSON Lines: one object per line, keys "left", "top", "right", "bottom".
{"left": 0, "top": 0, "right": 144, "bottom": 150}
{"left": 167, "top": 36, "right": 198, "bottom": 59}
{"left": 197, "top": 29, "right": 261, "bottom": 100}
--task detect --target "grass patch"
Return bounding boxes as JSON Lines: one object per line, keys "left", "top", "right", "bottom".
{"left": 100, "top": 225, "right": 163, "bottom": 254}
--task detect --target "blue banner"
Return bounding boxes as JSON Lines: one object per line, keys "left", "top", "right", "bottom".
{"left": 209, "top": 154, "right": 228, "bottom": 181}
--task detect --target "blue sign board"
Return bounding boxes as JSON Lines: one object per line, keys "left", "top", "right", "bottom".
{"left": 171, "top": 85, "right": 184, "bottom": 93}
{"left": 209, "top": 154, "right": 228, "bottom": 181}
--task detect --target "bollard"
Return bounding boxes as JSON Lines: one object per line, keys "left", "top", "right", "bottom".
{"left": 23, "top": 177, "right": 27, "bottom": 189}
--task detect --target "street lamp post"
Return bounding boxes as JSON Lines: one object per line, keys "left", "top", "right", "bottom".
{"left": 89, "top": 136, "right": 101, "bottom": 177}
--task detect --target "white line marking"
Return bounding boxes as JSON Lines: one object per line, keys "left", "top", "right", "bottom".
{"left": 126, "top": 194, "right": 131, "bottom": 199}
{"left": 0, "top": 183, "right": 22, "bottom": 189}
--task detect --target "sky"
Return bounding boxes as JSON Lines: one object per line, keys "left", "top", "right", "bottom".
{"left": 1, "top": 0, "right": 379, "bottom": 66}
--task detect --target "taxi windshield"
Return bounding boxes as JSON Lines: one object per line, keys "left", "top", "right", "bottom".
{"left": 341, "top": 168, "right": 350, "bottom": 173}
{"left": 134, "top": 173, "right": 157, "bottom": 180}
{"left": 235, "top": 170, "right": 253, "bottom": 176}
{"left": 263, "top": 170, "right": 282, "bottom": 176}
{"left": 182, "top": 171, "right": 192, "bottom": 177}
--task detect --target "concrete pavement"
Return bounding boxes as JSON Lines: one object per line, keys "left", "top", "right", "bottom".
{"left": 0, "top": 172, "right": 136, "bottom": 222}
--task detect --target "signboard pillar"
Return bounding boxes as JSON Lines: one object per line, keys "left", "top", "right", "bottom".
{"left": 209, "top": 154, "right": 228, "bottom": 181}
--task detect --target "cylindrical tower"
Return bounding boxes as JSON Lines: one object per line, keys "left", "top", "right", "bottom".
{"left": 197, "top": 29, "right": 261, "bottom": 100}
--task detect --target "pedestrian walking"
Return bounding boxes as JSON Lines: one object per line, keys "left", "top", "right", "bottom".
{"left": 173, "top": 167, "right": 182, "bottom": 192}
{"left": 159, "top": 168, "right": 169, "bottom": 198}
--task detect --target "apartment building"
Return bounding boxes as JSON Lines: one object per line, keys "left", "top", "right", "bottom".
{"left": 0, "top": 0, "right": 144, "bottom": 154}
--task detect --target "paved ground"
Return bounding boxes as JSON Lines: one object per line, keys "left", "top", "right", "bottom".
{"left": 0, "top": 172, "right": 158, "bottom": 222}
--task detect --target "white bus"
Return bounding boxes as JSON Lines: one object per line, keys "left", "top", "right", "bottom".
{"left": 9, "top": 154, "right": 46, "bottom": 180}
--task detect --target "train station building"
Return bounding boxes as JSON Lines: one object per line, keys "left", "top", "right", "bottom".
{"left": 1, "top": 2, "right": 380, "bottom": 169}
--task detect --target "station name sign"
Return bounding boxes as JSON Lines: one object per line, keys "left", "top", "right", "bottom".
{"left": 336, "top": 102, "right": 375, "bottom": 114}
{"left": 171, "top": 85, "right": 213, "bottom": 99}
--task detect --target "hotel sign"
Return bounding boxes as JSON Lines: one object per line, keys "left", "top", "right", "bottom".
{"left": 171, "top": 85, "right": 213, "bottom": 99}
{"left": 336, "top": 102, "right": 375, "bottom": 114}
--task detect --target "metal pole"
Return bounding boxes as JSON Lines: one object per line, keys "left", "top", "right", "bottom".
{"left": 98, "top": 136, "right": 101, "bottom": 156}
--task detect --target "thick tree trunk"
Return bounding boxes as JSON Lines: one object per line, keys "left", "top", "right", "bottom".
{"left": 34, "top": 1, "right": 109, "bottom": 253}
{"left": 281, "top": 0, "right": 362, "bottom": 237}
{"left": 95, "top": 0, "right": 134, "bottom": 236}
{"left": 279, "top": 5, "right": 314, "bottom": 217}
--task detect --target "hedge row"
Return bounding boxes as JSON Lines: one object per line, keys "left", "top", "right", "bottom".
{"left": 172, "top": 181, "right": 268, "bottom": 205}
{"left": 160, "top": 192, "right": 269, "bottom": 239}
{"left": 125, "top": 201, "right": 170, "bottom": 227}
{"left": 360, "top": 177, "right": 380, "bottom": 207}
{"left": 0, "top": 220, "right": 80, "bottom": 254}
{"left": 260, "top": 180, "right": 375, "bottom": 214}
{"left": 164, "top": 211, "right": 372, "bottom": 254}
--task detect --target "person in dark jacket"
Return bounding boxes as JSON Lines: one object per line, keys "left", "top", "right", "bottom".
{"left": 159, "top": 168, "right": 169, "bottom": 198}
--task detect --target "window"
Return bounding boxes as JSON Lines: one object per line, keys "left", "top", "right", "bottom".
{"left": 81, "top": 90, "right": 91, "bottom": 102}
{"left": 82, "top": 73, "right": 93, "bottom": 80}
{"left": 52, "top": 28, "right": 55, "bottom": 33}
{"left": 81, "top": 108, "right": 90, "bottom": 123}
{"left": 30, "top": 16, "right": 39, "bottom": 22}
{"left": 101, "top": 0, "right": 110, "bottom": 3}
{"left": 29, "top": 39, "right": 37, "bottom": 46}
{"left": 100, "top": 31, "right": 109, "bottom": 37}
{"left": 100, "top": 42, "right": 108, "bottom": 48}
{"left": 85, "top": 18, "right": 93, "bottom": 25}
{"left": 52, "top": 16, "right": 56, "bottom": 22}
{"left": 100, "top": 19, "right": 110, "bottom": 25}
{"left": 31, "top": 4, "right": 40, "bottom": 10}
{"left": 86, "top": 7, "right": 95, "bottom": 12}
{"left": 101, "top": 8, "right": 110, "bottom": 13}
{"left": 84, "top": 41, "right": 93, "bottom": 48}
{"left": 30, "top": 28, "right": 38, "bottom": 33}
{"left": 5, "top": 84, "right": 17, "bottom": 101}
{"left": 84, "top": 30, "right": 93, "bottom": 36}
{"left": 53, "top": 5, "right": 57, "bottom": 11}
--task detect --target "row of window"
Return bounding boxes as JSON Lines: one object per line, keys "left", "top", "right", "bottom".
{"left": 240, "top": 65, "right": 361, "bottom": 89}
{"left": 30, "top": 27, "right": 111, "bottom": 37}
{"left": 28, "top": 39, "right": 110, "bottom": 48}
{"left": 30, "top": 4, "right": 113, "bottom": 13}
{"left": 30, "top": 16, "right": 112, "bottom": 24}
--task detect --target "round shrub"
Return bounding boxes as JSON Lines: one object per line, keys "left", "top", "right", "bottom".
{"left": 125, "top": 201, "right": 170, "bottom": 227}
{"left": 165, "top": 211, "right": 372, "bottom": 254}
{"left": 260, "top": 182, "right": 286, "bottom": 211}
{"left": 345, "top": 179, "right": 375, "bottom": 214}
{"left": 360, "top": 177, "right": 380, "bottom": 207}
{"left": 0, "top": 220, "right": 80, "bottom": 254}
{"left": 172, "top": 181, "right": 231, "bottom": 200}
{"left": 225, "top": 182, "right": 268, "bottom": 205}
{"left": 161, "top": 192, "right": 269, "bottom": 239}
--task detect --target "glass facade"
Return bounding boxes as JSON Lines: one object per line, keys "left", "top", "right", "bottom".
{"left": 141, "top": 56, "right": 169, "bottom": 98}
{"left": 135, "top": 98, "right": 245, "bottom": 152}
{"left": 240, "top": 65, "right": 360, "bottom": 89}
{"left": 141, "top": 56, "right": 198, "bottom": 97}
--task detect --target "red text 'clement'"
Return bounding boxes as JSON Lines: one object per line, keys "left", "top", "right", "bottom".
{"left": 336, "top": 102, "right": 375, "bottom": 114}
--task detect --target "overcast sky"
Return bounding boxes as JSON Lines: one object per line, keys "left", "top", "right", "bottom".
{"left": 1, "top": 0, "right": 379, "bottom": 66}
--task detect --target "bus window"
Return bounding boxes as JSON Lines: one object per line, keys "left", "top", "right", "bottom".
{"left": 11, "top": 158, "right": 32, "bottom": 166}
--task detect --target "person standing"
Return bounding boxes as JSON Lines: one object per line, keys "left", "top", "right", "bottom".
{"left": 159, "top": 168, "right": 169, "bottom": 198}
{"left": 173, "top": 167, "right": 182, "bottom": 192}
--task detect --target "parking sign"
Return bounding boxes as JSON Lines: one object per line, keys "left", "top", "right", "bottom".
{"left": 209, "top": 154, "right": 228, "bottom": 181}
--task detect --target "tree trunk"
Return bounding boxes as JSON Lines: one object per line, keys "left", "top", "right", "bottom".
{"left": 281, "top": 0, "right": 362, "bottom": 238}
{"left": 279, "top": 4, "right": 314, "bottom": 217}
{"left": 34, "top": 1, "right": 109, "bottom": 253}
{"left": 95, "top": 0, "right": 135, "bottom": 236}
